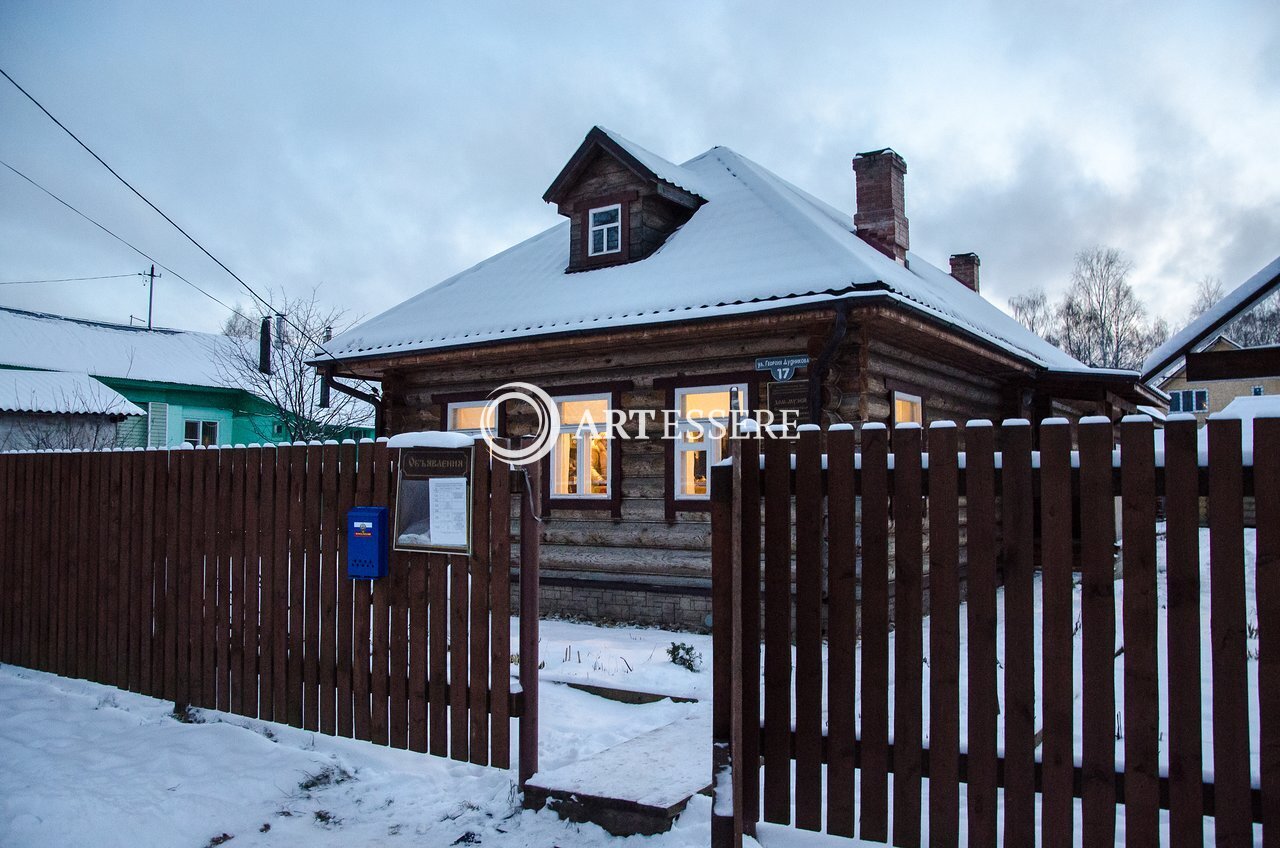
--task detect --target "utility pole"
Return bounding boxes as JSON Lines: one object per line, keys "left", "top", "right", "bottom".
{"left": 145, "top": 264, "right": 161, "bottom": 328}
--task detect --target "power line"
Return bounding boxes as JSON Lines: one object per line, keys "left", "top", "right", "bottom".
{"left": 0, "top": 157, "right": 379, "bottom": 398}
{"left": 0, "top": 272, "right": 142, "bottom": 286}
{"left": 0, "top": 65, "right": 368, "bottom": 385}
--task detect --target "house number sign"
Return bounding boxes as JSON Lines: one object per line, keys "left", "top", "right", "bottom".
{"left": 755, "top": 354, "right": 809, "bottom": 382}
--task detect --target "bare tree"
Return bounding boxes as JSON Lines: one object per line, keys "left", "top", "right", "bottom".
{"left": 217, "top": 289, "right": 374, "bottom": 443}
{"left": 1008, "top": 288, "right": 1056, "bottom": 341}
{"left": 1007, "top": 246, "right": 1167, "bottom": 370}
{"left": 1188, "top": 275, "right": 1225, "bottom": 321}
{"left": 10, "top": 413, "right": 123, "bottom": 450}
{"left": 1226, "top": 291, "right": 1280, "bottom": 347}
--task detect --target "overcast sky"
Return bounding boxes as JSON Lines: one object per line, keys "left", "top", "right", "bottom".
{"left": 1, "top": 1, "right": 1277, "bottom": 338}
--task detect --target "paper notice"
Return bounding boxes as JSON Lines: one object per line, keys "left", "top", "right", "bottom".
{"left": 428, "top": 476, "right": 468, "bottom": 548}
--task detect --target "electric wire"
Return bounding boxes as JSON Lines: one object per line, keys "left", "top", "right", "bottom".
{"left": 0, "top": 272, "right": 143, "bottom": 286}
{"left": 0, "top": 65, "right": 377, "bottom": 396}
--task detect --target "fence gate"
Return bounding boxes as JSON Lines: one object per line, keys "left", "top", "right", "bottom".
{"left": 0, "top": 437, "right": 541, "bottom": 783}
{"left": 710, "top": 417, "right": 1276, "bottom": 848}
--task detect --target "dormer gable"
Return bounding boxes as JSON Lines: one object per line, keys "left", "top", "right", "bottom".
{"left": 543, "top": 127, "right": 707, "bottom": 272}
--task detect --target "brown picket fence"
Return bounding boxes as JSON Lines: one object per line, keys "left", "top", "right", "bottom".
{"left": 0, "top": 438, "right": 541, "bottom": 780}
{"left": 711, "top": 416, "right": 1277, "bottom": 848}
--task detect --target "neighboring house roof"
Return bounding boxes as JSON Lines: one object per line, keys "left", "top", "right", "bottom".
{"left": 0, "top": 306, "right": 235, "bottom": 389}
{"left": 1141, "top": 253, "right": 1280, "bottom": 381}
{"left": 0, "top": 370, "right": 145, "bottom": 416}
{"left": 326, "top": 140, "right": 1103, "bottom": 377}
{"left": 1152, "top": 334, "right": 1241, "bottom": 387}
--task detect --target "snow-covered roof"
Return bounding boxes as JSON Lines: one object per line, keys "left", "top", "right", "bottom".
{"left": 1141, "top": 253, "right": 1280, "bottom": 381}
{"left": 327, "top": 143, "right": 1100, "bottom": 376}
{"left": 0, "top": 307, "right": 236, "bottom": 389}
{"left": 593, "top": 127, "right": 711, "bottom": 199}
{"left": 0, "top": 370, "right": 145, "bottom": 416}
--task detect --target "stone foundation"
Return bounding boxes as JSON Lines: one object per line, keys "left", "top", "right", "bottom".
{"left": 512, "top": 572, "right": 712, "bottom": 633}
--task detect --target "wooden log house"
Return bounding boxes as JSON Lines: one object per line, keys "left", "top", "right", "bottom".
{"left": 317, "top": 127, "right": 1159, "bottom": 629}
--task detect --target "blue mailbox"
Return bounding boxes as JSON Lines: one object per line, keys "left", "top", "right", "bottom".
{"left": 347, "top": 506, "right": 388, "bottom": 579}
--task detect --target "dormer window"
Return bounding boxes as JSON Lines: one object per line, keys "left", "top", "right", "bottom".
{"left": 588, "top": 204, "right": 622, "bottom": 256}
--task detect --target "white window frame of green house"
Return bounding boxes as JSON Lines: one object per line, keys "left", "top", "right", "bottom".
{"left": 549, "top": 393, "right": 612, "bottom": 499}
{"left": 587, "top": 204, "right": 622, "bottom": 257}
{"left": 1168, "top": 388, "right": 1209, "bottom": 413}
{"left": 445, "top": 400, "right": 496, "bottom": 435}
{"left": 183, "top": 418, "right": 219, "bottom": 446}
{"left": 673, "top": 383, "right": 746, "bottom": 501}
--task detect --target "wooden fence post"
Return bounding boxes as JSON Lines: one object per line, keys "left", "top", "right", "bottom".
{"left": 710, "top": 457, "right": 736, "bottom": 848}
{"left": 518, "top": 444, "right": 541, "bottom": 789}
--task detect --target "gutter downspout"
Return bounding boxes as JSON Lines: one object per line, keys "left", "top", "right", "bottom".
{"left": 808, "top": 301, "right": 852, "bottom": 426}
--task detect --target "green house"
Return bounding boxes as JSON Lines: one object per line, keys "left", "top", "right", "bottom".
{"left": 0, "top": 306, "right": 371, "bottom": 447}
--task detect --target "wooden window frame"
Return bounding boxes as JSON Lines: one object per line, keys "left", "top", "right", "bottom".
{"left": 574, "top": 191, "right": 635, "bottom": 269}
{"left": 436, "top": 390, "right": 509, "bottom": 437}
{"left": 587, "top": 203, "right": 623, "bottom": 257}
{"left": 548, "top": 391, "right": 613, "bottom": 502}
{"left": 655, "top": 372, "right": 765, "bottom": 522}
{"left": 887, "top": 378, "right": 927, "bottom": 427}
{"left": 539, "top": 380, "right": 631, "bottom": 519}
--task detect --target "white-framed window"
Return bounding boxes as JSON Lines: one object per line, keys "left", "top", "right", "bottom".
{"left": 549, "top": 394, "right": 612, "bottom": 498}
{"left": 1253, "top": 385, "right": 1265, "bottom": 397}
{"left": 674, "top": 384, "right": 746, "bottom": 500}
{"left": 587, "top": 204, "right": 622, "bottom": 256}
{"left": 893, "top": 391, "right": 924, "bottom": 426}
{"left": 183, "top": 419, "right": 219, "bottom": 446}
{"left": 1169, "top": 388, "right": 1208, "bottom": 413}
{"left": 446, "top": 400, "right": 497, "bottom": 435}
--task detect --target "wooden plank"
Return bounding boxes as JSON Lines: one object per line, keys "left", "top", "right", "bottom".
{"left": 450, "top": 508, "right": 471, "bottom": 761}
{"left": 964, "top": 422, "right": 998, "bottom": 848}
{"left": 336, "top": 441, "right": 357, "bottom": 739}
{"left": 150, "top": 450, "right": 170, "bottom": 696}
{"left": 0, "top": 457, "right": 12, "bottom": 664}
{"left": 166, "top": 449, "right": 186, "bottom": 703}
{"left": 387, "top": 449, "right": 409, "bottom": 750}
{"left": 107, "top": 450, "right": 124, "bottom": 688}
{"left": 274, "top": 445, "right": 292, "bottom": 723}
{"left": 793, "top": 427, "right": 822, "bottom": 831}
{"left": 1038, "top": 420, "right": 1075, "bottom": 848}
{"left": 1207, "top": 418, "right": 1252, "bottom": 847}
{"left": 469, "top": 441, "right": 492, "bottom": 765}
{"left": 892, "top": 424, "right": 925, "bottom": 848}
{"left": 710, "top": 458, "right": 736, "bottom": 848}
{"left": 287, "top": 444, "right": 306, "bottom": 728}
{"left": 409, "top": 548, "right": 429, "bottom": 754}
{"left": 1255, "top": 419, "right": 1280, "bottom": 848}
{"left": 730, "top": 439, "right": 747, "bottom": 844}
{"left": 85, "top": 452, "right": 102, "bottom": 683}
{"left": 369, "top": 441, "right": 390, "bottom": 745}
{"left": 140, "top": 450, "right": 158, "bottom": 696}
{"left": 201, "top": 447, "right": 219, "bottom": 709}
{"left": 428, "top": 551, "right": 448, "bottom": 756}
{"left": 488, "top": 444, "right": 512, "bottom": 769}
{"left": 257, "top": 446, "right": 278, "bottom": 721}
{"left": 1000, "top": 422, "right": 1035, "bottom": 847}
{"left": 216, "top": 447, "right": 233, "bottom": 712}
{"left": 1079, "top": 418, "right": 1116, "bottom": 846}
{"left": 352, "top": 440, "right": 375, "bottom": 742}
{"left": 927, "top": 422, "right": 960, "bottom": 848}
{"left": 518, "top": 449, "right": 541, "bottom": 787}
{"left": 859, "top": 423, "right": 890, "bottom": 844}
{"left": 230, "top": 447, "right": 248, "bottom": 716}
{"left": 242, "top": 446, "right": 261, "bottom": 719}
{"left": 825, "top": 426, "right": 857, "bottom": 838}
{"left": 1121, "top": 417, "right": 1160, "bottom": 845}
{"left": 176, "top": 448, "right": 194, "bottom": 704}
{"left": 762, "top": 434, "right": 793, "bottom": 826}
{"left": 320, "top": 441, "right": 339, "bottom": 736}
{"left": 121, "top": 452, "right": 137, "bottom": 689}
{"left": 49, "top": 452, "right": 64, "bottom": 678}
{"left": 304, "top": 442, "right": 324, "bottom": 732}
{"left": 737, "top": 431, "right": 761, "bottom": 835}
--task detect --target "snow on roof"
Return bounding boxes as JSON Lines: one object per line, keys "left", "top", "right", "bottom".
{"left": 0, "top": 307, "right": 237, "bottom": 389}
{"left": 327, "top": 144, "right": 1096, "bottom": 375}
{"left": 1141, "top": 253, "right": 1280, "bottom": 380}
{"left": 594, "top": 126, "right": 712, "bottom": 199}
{"left": 0, "top": 370, "right": 145, "bottom": 416}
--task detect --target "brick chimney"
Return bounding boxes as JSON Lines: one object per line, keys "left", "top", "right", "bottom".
{"left": 949, "top": 252, "right": 980, "bottom": 292}
{"left": 852, "top": 148, "right": 909, "bottom": 264}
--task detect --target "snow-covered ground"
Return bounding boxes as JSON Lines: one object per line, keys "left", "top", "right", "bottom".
{"left": 0, "top": 529, "right": 1262, "bottom": 846}
{"left": 0, "top": 620, "right": 714, "bottom": 848}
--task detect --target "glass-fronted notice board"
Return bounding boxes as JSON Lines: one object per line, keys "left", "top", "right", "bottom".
{"left": 393, "top": 446, "right": 473, "bottom": 555}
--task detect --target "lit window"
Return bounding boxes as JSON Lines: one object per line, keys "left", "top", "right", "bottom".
{"left": 588, "top": 204, "right": 622, "bottom": 256}
{"left": 183, "top": 419, "right": 219, "bottom": 446}
{"left": 447, "top": 401, "right": 497, "bottom": 434}
{"left": 893, "top": 391, "right": 924, "bottom": 426}
{"left": 550, "top": 394, "right": 611, "bottom": 498}
{"left": 674, "top": 384, "right": 745, "bottom": 499}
